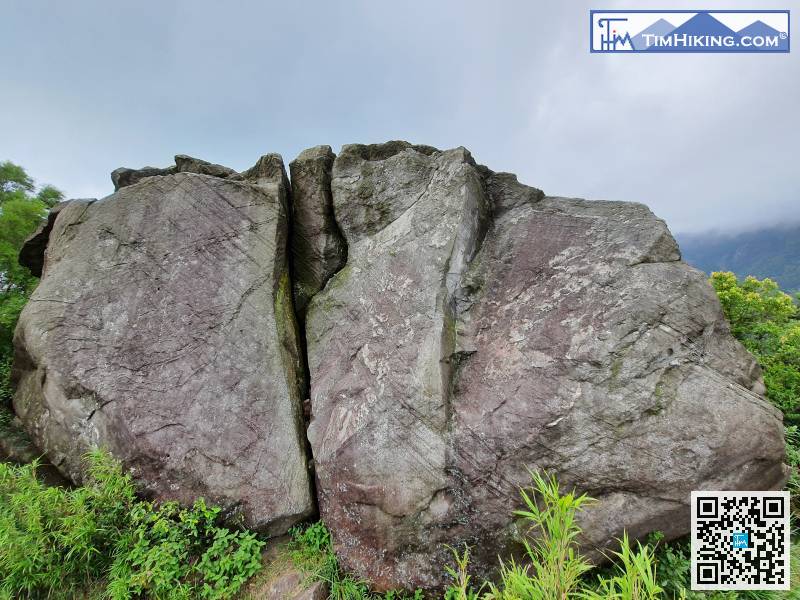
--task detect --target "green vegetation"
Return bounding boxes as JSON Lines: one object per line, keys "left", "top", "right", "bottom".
{"left": 483, "top": 473, "right": 596, "bottom": 599}
{"left": 0, "top": 450, "right": 264, "bottom": 599}
{"left": 287, "top": 521, "right": 422, "bottom": 599}
{"left": 710, "top": 272, "right": 800, "bottom": 493}
{"left": 0, "top": 160, "right": 63, "bottom": 404}
{"left": 439, "top": 472, "right": 661, "bottom": 600}
{"left": 5, "top": 452, "right": 791, "bottom": 599}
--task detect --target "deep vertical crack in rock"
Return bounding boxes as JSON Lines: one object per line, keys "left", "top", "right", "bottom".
{"left": 284, "top": 147, "right": 350, "bottom": 522}
{"left": 285, "top": 178, "right": 321, "bottom": 521}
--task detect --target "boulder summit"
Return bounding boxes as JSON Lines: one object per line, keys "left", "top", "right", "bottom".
{"left": 13, "top": 142, "right": 787, "bottom": 592}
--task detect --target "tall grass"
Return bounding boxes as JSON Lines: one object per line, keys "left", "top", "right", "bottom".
{"left": 445, "top": 471, "right": 663, "bottom": 600}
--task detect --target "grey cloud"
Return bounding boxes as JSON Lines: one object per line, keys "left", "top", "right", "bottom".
{"left": 1, "top": 0, "right": 797, "bottom": 233}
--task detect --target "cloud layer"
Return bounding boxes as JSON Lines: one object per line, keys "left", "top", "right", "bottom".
{"left": 1, "top": 0, "right": 797, "bottom": 233}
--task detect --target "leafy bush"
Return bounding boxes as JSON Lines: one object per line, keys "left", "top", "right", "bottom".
{"left": 0, "top": 449, "right": 264, "bottom": 599}
{"left": 648, "top": 533, "right": 799, "bottom": 600}
{"left": 710, "top": 272, "right": 800, "bottom": 426}
{"left": 583, "top": 533, "right": 662, "bottom": 600}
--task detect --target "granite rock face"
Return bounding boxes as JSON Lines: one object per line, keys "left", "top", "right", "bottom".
{"left": 111, "top": 154, "right": 235, "bottom": 191}
{"left": 288, "top": 146, "right": 346, "bottom": 317}
{"left": 303, "top": 142, "right": 788, "bottom": 591}
{"left": 13, "top": 164, "right": 313, "bottom": 534}
{"left": 12, "top": 141, "right": 788, "bottom": 593}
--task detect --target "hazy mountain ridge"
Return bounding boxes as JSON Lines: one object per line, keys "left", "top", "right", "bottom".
{"left": 677, "top": 224, "right": 800, "bottom": 292}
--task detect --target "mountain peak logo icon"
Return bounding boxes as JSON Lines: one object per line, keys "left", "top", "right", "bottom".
{"left": 632, "top": 18, "right": 676, "bottom": 50}
{"left": 671, "top": 12, "right": 736, "bottom": 37}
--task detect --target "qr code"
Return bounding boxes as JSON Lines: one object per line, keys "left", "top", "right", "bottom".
{"left": 691, "top": 491, "right": 790, "bottom": 590}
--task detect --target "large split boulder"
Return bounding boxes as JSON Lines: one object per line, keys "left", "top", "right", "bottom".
{"left": 304, "top": 142, "right": 788, "bottom": 591}
{"left": 11, "top": 140, "right": 789, "bottom": 593}
{"left": 13, "top": 161, "right": 313, "bottom": 533}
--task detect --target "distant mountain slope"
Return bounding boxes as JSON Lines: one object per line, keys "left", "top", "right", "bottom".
{"left": 676, "top": 224, "right": 800, "bottom": 292}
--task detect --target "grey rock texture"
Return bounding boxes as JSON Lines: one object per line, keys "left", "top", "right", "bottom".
{"left": 12, "top": 141, "right": 789, "bottom": 593}
{"left": 288, "top": 146, "right": 347, "bottom": 316}
{"left": 174, "top": 154, "right": 237, "bottom": 178}
{"left": 0, "top": 410, "right": 69, "bottom": 487}
{"left": 260, "top": 571, "right": 328, "bottom": 600}
{"left": 13, "top": 165, "right": 313, "bottom": 533}
{"left": 304, "top": 142, "right": 788, "bottom": 591}
{"left": 111, "top": 155, "right": 235, "bottom": 191}
{"left": 111, "top": 166, "right": 177, "bottom": 191}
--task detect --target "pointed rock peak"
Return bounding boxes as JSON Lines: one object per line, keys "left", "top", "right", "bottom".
{"left": 237, "top": 154, "right": 289, "bottom": 190}
{"left": 239, "top": 153, "right": 286, "bottom": 181}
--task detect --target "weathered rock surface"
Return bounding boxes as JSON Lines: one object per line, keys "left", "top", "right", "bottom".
{"left": 0, "top": 409, "right": 70, "bottom": 487}
{"left": 260, "top": 570, "right": 328, "bottom": 600}
{"left": 111, "top": 155, "right": 235, "bottom": 191}
{"left": 304, "top": 142, "right": 788, "bottom": 591}
{"left": 288, "top": 145, "right": 346, "bottom": 316}
{"left": 174, "top": 154, "right": 237, "bottom": 178}
{"left": 13, "top": 163, "right": 313, "bottom": 533}
{"left": 111, "top": 166, "right": 177, "bottom": 191}
{"left": 12, "top": 141, "right": 789, "bottom": 593}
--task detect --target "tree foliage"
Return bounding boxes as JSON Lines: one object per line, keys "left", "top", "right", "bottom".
{"left": 0, "top": 161, "right": 63, "bottom": 403}
{"left": 710, "top": 272, "right": 800, "bottom": 425}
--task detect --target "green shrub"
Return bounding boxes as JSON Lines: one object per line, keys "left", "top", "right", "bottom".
{"left": 0, "top": 449, "right": 264, "bottom": 599}
{"left": 288, "top": 521, "right": 423, "bottom": 600}
{"left": 0, "top": 450, "right": 132, "bottom": 597}
{"left": 710, "top": 272, "right": 800, "bottom": 522}
{"left": 0, "top": 161, "right": 64, "bottom": 407}
{"left": 710, "top": 272, "right": 800, "bottom": 427}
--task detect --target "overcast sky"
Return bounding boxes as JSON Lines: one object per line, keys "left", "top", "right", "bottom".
{"left": 1, "top": 0, "right": 797, "bottom": 234}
